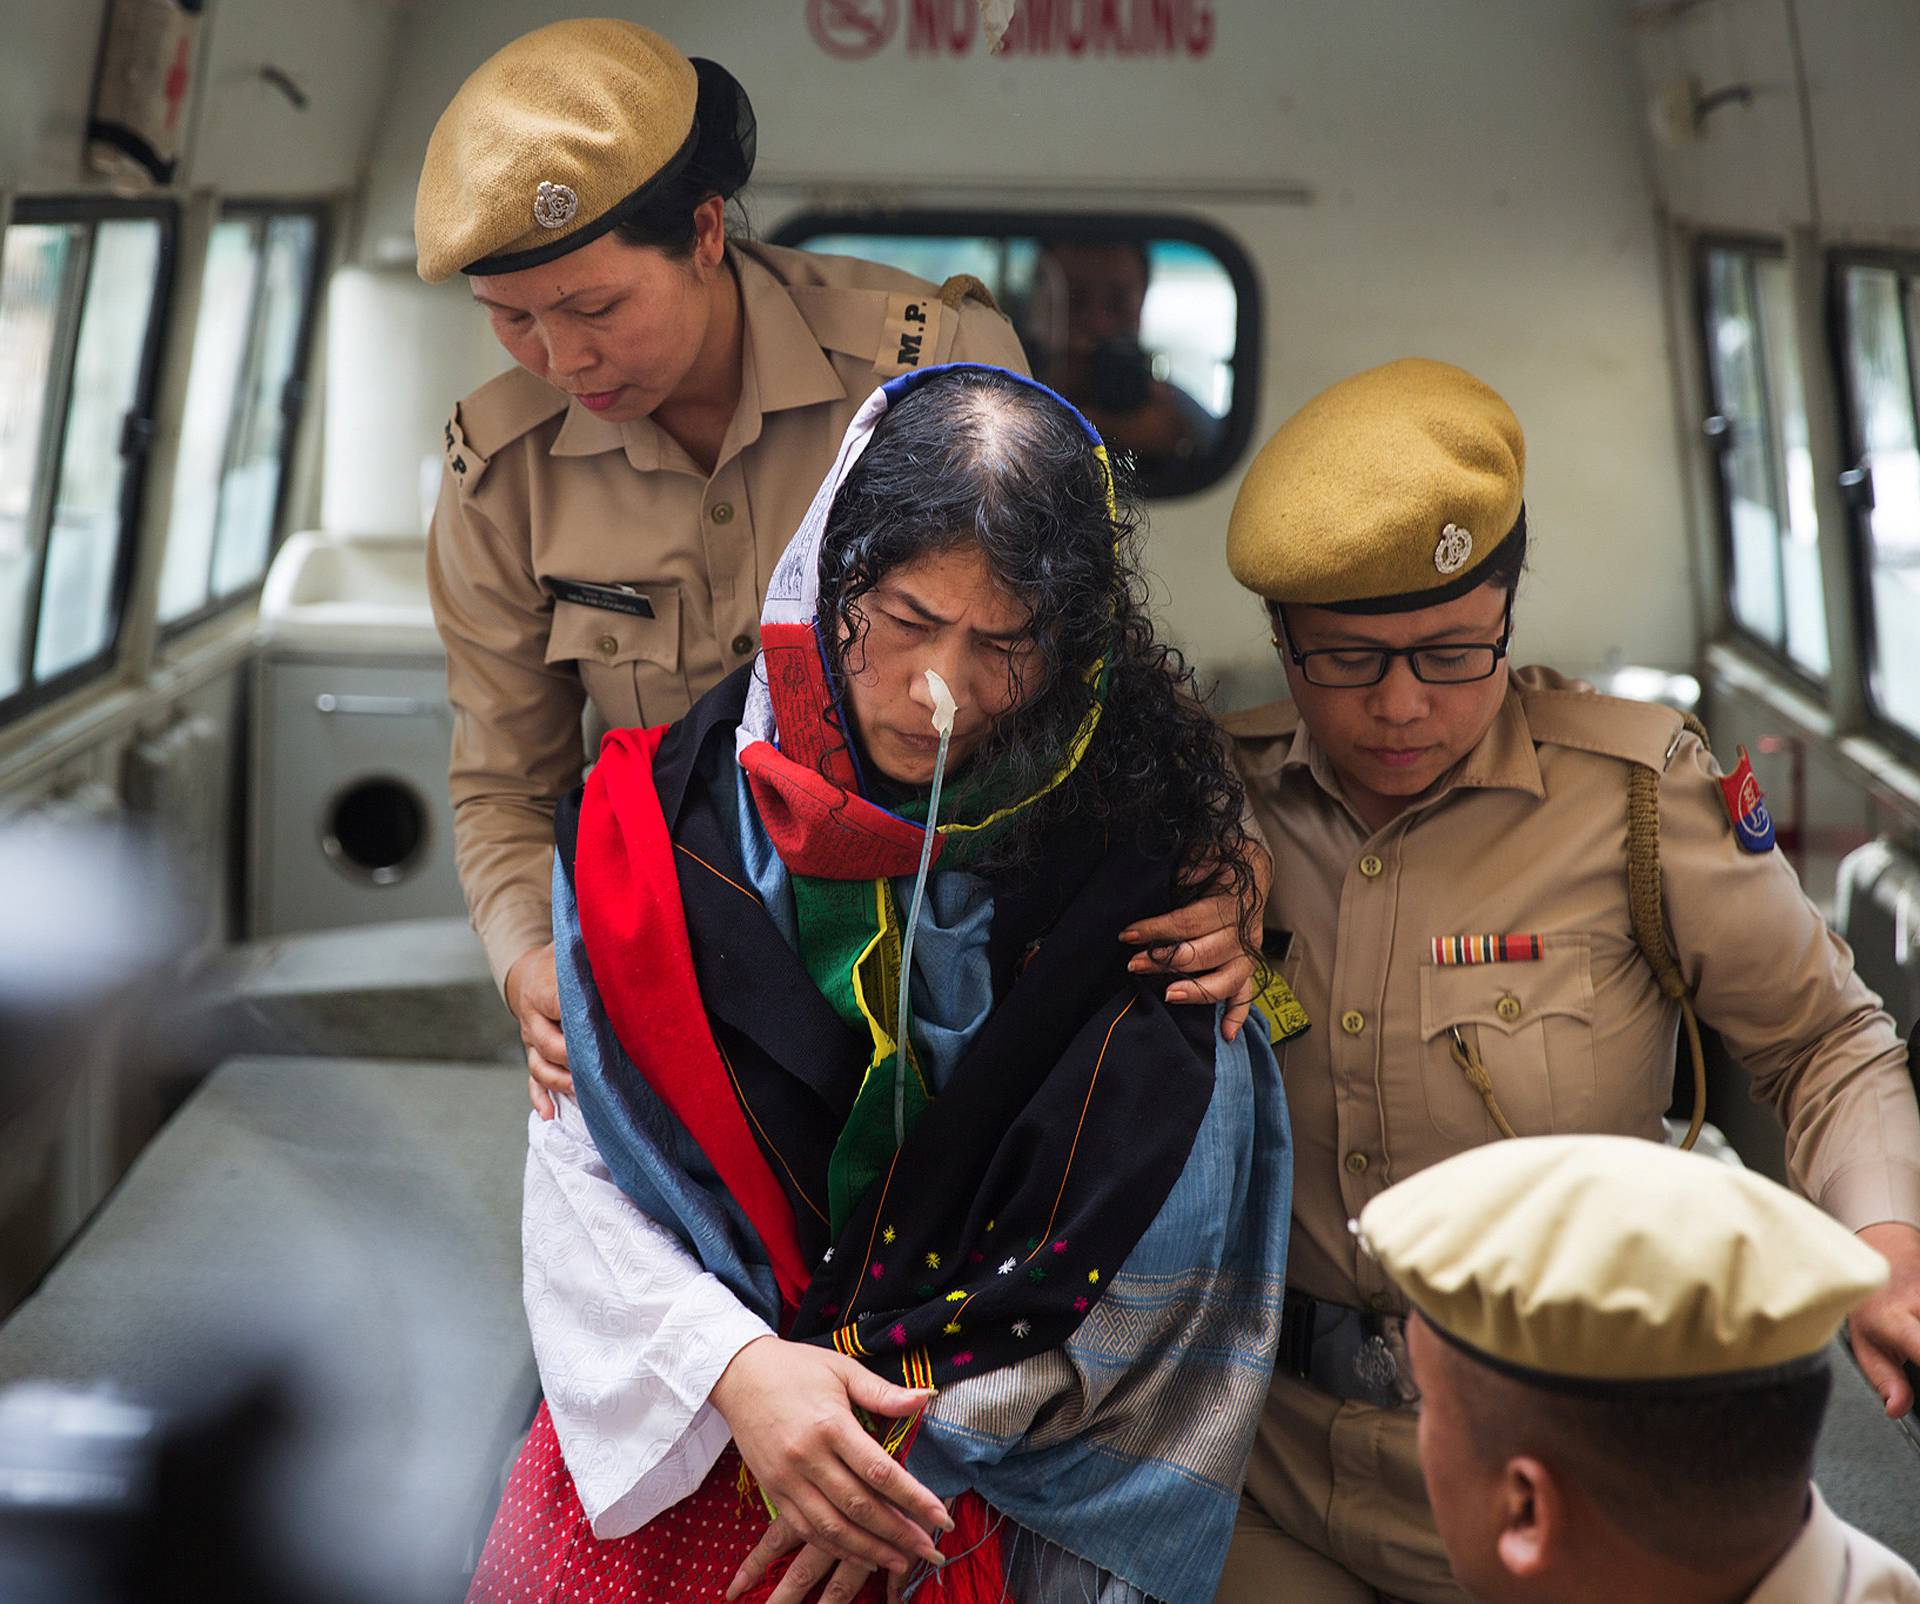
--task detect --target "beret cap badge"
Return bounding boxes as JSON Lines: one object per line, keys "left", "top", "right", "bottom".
{"left": 532, "top": 181, "right": 579, "bottom": 231}
{"left": 1433, "top": 523, "right": 1474, "bottom": 576}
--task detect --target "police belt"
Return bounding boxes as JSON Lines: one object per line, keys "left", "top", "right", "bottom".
{"left": 1279, "top": 1288, "right": 1420, "bottom": 1410}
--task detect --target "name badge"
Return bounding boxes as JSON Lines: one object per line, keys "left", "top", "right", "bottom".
{"left": 548, "top": 578, "right": 656, "bottom": 619}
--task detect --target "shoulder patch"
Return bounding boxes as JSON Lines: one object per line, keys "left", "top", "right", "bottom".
{"left": 874, "top": 290, "right": 947, "bottom": 377}
{"left": 1519, "top": 685, "right": 1691, "bottom": 773}
{"left": 442, "top": 406, "right": 489, "bottom": 496}
{"left": 1718, "top": 745, "right": 1778, "bottom": 852}
{"left": 1220, "top": 700, "right": 1300, "bottom": 743}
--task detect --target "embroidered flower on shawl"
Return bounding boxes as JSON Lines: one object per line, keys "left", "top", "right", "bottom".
{"left": 1052, "top": 1240, "right": 1069, "bottom": 1254}
{"left": 943, "top": 1321, "right": 962, "bottom": 1335}
{"left": 925, "top": 1251, "right": 942, "bottom": 1269}
{"left": 871, "top": 1262, "right": 885, "bottom": 1279}
{"left": 997, "top": 1257, "right": 1016, "bottom": 1275}
{"left": 954, "top": 1350, "right": 974, "bottom": 1366}
{"left": 883, "top": 1226, "right": 897, "bottom": 1245}
{"left": 945, "top": 1290, "right": 967, "bottom": 1303}
{"left": 1074, "top": 1296, "right": 1089, "bottom": 1312}
{"left": 890, "top": 1324, "right": 908, "bottom": 1347}
{"left": 1011, "top": 1320, "right": 1032, "bottom": 1338}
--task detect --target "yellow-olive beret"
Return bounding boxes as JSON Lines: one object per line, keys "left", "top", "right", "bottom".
{"left": 1357, "top": 1136, "right": 1886, "bottom": 1386}
{"left": 416, "top": 20, "right": 707, "bottom": 284}
{"left": 1227, "top": 357, "right": 1525, "bottom": 607}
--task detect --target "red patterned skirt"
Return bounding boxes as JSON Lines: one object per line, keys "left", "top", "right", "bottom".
{"left": 467, "top": 1403, "right": 1005, "bottom": 1604}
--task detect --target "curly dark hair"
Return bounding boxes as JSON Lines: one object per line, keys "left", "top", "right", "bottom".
{"left": 814, "top": 366, "right": 1259, "bottom": 941}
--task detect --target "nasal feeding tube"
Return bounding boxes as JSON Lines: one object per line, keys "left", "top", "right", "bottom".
{"left": 894, "top": 670, "right": 956, "bottom": 1146}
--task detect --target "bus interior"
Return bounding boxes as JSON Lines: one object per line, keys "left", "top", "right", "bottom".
{"left": 1, "top": 0, "right": 1918, "bottom": 1595}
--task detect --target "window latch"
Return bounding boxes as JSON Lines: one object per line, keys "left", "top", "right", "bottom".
{"left": 119, "top": 412, "right": 157, "bottom": 460}
{"left": 1837, "top": 463, "right": 1875, "bottom": 513}
{"left": 1700, "top": 413, "right": 1732, "bottom": 446}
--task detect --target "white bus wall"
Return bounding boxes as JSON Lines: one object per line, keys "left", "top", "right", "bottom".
{"left": 342, "top": 0, "right": 1693, "bottom": 700}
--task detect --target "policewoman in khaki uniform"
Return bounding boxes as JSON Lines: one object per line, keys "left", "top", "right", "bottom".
{"left": 1358, "top": 1136, "right": 1920, "bottom": 1603}
{"left": 413, "top": 21, "right": 1029, "bottom": 1108}
{"left": 1211, "top": 359, "right": 1920, "bottom": 1602}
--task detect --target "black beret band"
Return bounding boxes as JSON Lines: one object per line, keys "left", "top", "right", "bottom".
{"left": 1426, "top": 1310, "right": 1833, "bottom": 1400}
{"left": 1319, "top": 507, "right": 1527, "bottom": 616}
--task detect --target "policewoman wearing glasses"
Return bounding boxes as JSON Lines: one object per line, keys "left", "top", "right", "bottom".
{"left": 1211, "top": 359, "right": 1920, "bottom": 1604}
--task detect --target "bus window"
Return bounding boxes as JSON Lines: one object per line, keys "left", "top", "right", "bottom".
{"left": 160, "top": 208, "right": 322, "bottom": 629}
{"left": 1699, "top": 243, "right": 1827, "bottom": 681}
{"left": 0, "top": 203, "right": 172, "bottom": 715}
{"left": 774, "top": 212, "right": 1257, "bottom": 499}
{"left": 1837, "top": 259, "right": 1920, "bottom": 746}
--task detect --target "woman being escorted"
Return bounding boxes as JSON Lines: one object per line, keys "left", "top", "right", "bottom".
{"left": 466, "top": 365, "right": 1292, "bottom": 1603}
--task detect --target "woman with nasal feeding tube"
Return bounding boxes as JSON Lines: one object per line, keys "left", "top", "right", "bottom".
{"left": 1209, "top": 357, "right": 1920, "bottom": 1604}
{"left": 412, "top": 19, "right": 1259, "bottom": 1120}
{"left": 463, "top": 364, "right": 1292, "bottom": 1604}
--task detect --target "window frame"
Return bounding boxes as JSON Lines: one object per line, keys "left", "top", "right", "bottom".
{"left": 768, "top": 206, "right": 1264, "bottom": 499}
{"left": 1691, "top": 232, "right": 1829, "bottom": 696}
{"left": 1828, "top": 246, "right": 1920, "bottom": 761}
{"left": 158, "top": 200, "right": 329, "bottom": 639}
{"left": 0, "top": 196, "right": 177, "bottom": 726}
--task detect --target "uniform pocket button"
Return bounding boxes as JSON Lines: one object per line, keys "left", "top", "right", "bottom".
{"left": 1340, "top": 1010, "right": 1366, "bottom": 1035}
{"left": 731, "top": 633, "right": 755, "bottom": 657}
{"left": 597, "top": 635, "right": 618, "bottom": 656}
{"left": 711, "top": 502, "right": 735, "bottom": 524}
{"left": 1359, "top": 854, "right": 1384, "bottom": 879}
{"left": 1344, "top": 1151, "right": 1369, "bottom": 1175}
{"left": 1496, "top": 994, "right": 1522, "bottom": 1023}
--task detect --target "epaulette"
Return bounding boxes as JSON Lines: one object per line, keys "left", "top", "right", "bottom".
{"left": 1520, "top": 683, "right": 1697, "bottom": 773}
{"left": 442, "top": 367, "right": 568, "bottom": 497}
{"left": 1219, "top": 700, "right": 1300, "bottom": 743}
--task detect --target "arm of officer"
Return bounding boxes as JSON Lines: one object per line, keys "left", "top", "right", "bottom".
{"left": 1660, "top": 734, "right": 1920, "bottom": 1414}
{"left": 426, "top": 470, "right": 586, "bottom": 1000}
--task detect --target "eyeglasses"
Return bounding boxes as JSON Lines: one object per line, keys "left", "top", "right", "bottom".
{"left": 1271, "top": 596, "right": 1513, "bottom": 688}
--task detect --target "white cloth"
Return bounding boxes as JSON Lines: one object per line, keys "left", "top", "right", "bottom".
{"left": 522, "top": 1099, "right": 771, "bottom": 1538}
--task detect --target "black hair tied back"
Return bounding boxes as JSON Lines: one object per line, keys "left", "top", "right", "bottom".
{"left": 610, "top": 59, "right": 756, "bottom": 257}
{"left": 687, "top": 59, "right": 756, "bottom": 199}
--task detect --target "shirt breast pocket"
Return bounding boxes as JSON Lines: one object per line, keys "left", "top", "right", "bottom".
{"left": 544, "top": 589, "right": 690, "bottom": 732}
{"left": 1418, "top": 938, "right": 1597, "bottom": 1142}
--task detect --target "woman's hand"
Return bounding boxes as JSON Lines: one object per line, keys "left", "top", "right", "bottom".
{"left": 1122, "top": 843, "right": 1272, "bottom": 1042}
{"left": 710, "top": 1337, "right": 950, "bottom": 1583}
{"left": 505, "top": 942, "right": 571, "bottom": 1118}
{"left": 726, "top": 1515, "right": 907, "bottom": 1604}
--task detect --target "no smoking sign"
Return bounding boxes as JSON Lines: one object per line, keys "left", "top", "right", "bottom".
{"left": 808, "top": 0, "right": 899, "bottom": 59}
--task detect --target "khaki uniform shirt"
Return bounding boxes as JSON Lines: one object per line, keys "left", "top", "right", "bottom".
{"left": 427, "top": 242, "right": 1028, "bottom": 987}
{"left": 1748, "top": 1488, "right": 1920, "bottom": 1602}
{"left": 1226, "top": 666, "right": 1920, "bottom": 1313}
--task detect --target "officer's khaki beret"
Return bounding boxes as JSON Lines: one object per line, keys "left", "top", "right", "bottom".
{"left": 1227, "top": 357, "right": 1525, "bottom": 608}
{"left": 415, "top": 20, "right": 699, "bottom": 284}
{"left": 1357, "top": 1135, "right": 1887, "bottom": 1384}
